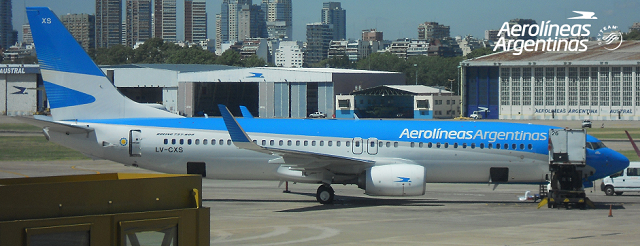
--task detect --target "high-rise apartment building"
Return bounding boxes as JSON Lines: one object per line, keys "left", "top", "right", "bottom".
{"left": 154, "top": 0, "right": 177, "bottom": 42}
{"left": 321, "top": 2, "right": 346, "bottom": 41}
{"left": 185, "top": 0, "right": 207, "bottom": 43}
{"left": 261, "top": 0, "right": 292, "bottom": 40}
{"left": 305, "top": 22, "right": 333, "bottom": 65}
{"left": 216, "top": 0, "right": 252, "bottom": 50}
{"left": 362, "top": 29, "right": 382, "bottom": 41}
{"left": 275, "top": 41, "right": 303, "bottom": 68}
{"left": 22, "top": 25, "right": 33, "bottom": 45}
{"left": 0, "top": 0, "right": 18, "bottom": 50}
{"left": 96, "top": 0, "right": 122, "bottom": 48}
{"left": 238, "top": 4, "right": 266, "bottom": 41}
{"left": 61, "top": 14, "right": 96, "bottom": 52}
{"left": 125, "top": 0, "right": 152, "bottom": 47}
{"left": 484, "top": 29, "right": 500, "bottom": 42}
{"left": 417, "top": 22, "right": 450, "bottom": 40}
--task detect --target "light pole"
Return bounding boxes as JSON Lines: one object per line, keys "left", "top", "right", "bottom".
{"left": 414, "top": 64, "right": 418, "bottom": 85}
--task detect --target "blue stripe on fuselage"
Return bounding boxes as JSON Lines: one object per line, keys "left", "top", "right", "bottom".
{"left": 75, "top": 118, "right": 560, "bottom": 155}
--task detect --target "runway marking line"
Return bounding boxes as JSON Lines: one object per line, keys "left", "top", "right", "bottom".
{"left": 71, "top": 166, "right": 101, "bottom": 174}
{"left": 0, "top": 170, "right": 29, "bottom": 177}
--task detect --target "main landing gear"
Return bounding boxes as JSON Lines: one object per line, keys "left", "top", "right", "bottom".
{"left": 316, "top": 184, "right": 334, "bottom": 204}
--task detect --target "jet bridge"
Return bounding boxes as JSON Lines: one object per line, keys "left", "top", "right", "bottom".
{"left": 542, "top": 128, "right": 593, "bottom": 209}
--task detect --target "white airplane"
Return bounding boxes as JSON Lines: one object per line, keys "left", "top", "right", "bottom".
{"left": 20, "top": 7, "right": 630, "bottom": 204}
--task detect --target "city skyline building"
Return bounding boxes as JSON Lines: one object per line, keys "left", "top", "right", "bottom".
{"left": 22, "top": 24, "right": 32, "bottom": 45}
{"left": 275, "top": 40, "right": 303, "bottom": 67}
{"left": 125, "top": 0, "right": 152, "bottom": 47}
{"left": 362, "top": 29, "right": 383, "bottom": 42}
{"left": 305, "top": 22, "right": 333, "bottom": 65}
{"left": 321, "top": 2, "right": 346, "bottom": 41}
{"left": 1, "top": 0, "right": 18, "bottom": 50}
{"left": 238, "top": 4, "right": 266, "bottom": 41}
{"left": 96, "top": 0, "right": 122, "bottom": 48}
{"left": 154, "top": 0, "right": 177, "bottom": 42}
{"left": 418, "top": 22, "right": 450, "bottom": 41}
{"left": 262, "top": 0, "right": 292, "bottom": 40}
{"left": 185, "top": 0, "right": 207, "bottom": 43}
{"left": 61, "top": 13, "right": 96, "bottom": 51}
{"left": 216, "top": 0, "right": 252, "bottom": 50}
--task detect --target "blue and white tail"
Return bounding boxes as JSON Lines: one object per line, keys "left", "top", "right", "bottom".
{"left": 27, "top": 7, "right": 181, "bottom": 121}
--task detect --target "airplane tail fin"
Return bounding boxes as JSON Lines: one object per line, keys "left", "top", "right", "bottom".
{"left": 625, "top": 130, "right": 640, "bottom": 159}
{"left": 27, "top": 7, "right": 181, "bottom": 121}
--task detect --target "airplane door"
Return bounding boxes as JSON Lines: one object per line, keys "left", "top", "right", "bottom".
{"left": 352, "top": 137, "right": 363, "bottom": 154}
{"left": 129, "top": 130, "right": 142, "bottom": 157}
{"left": 367, "top": 138, "right": 378, "bottom": 155}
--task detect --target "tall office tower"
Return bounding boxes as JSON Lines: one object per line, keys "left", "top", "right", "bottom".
{"left": 216, "top": 0, "right": 252, "bottom": 50}
{"left": 237, "top": 4, "right": 266, "bottom": 41}
{"left": 185, "top": 0, "right": 207, "bottom": 43}
{"left": 321, "top": 2, "right": 346, "bottom": 41}
{"left": 125, "top": 0, "right": 152, "bottom": 47}
{"left": 96, "top": 0, "right": 122, "bottom": 48}
{"left": 61, "top": 14, "right": 96, "bottom": 52}
{"left": 417, "top": 22, "right": 450, "bottom": 40}
{"left": 261, "top": 0, "right": 292, "bottom": 40}
{"left": 22, "top": 25, "right": 33, "bottom": 44}
{"left": 304, "top": 22, "right": 332, "bottom": 65}
{"left": 154, "top": 0, "right": 177, "bottom": 42}
{"left": 0, "top": 0, "right": 18, "bottom": 50}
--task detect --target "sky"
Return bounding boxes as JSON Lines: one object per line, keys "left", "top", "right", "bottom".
{"left": 9, "top": 0, "right": 640, "bottom": 42}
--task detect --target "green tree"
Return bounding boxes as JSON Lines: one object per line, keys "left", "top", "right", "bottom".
{"left": 166, "top": 45, "right": 217, "bottom": 64}
{"left": 217, "top": 49, "right": 243, "bottom": 66}
{"left": 623, "top": 30, "right": 640, "bottom": 40}
{"left": 407, "top": 56, "right": 463, "bottom": 90}
{"left": 90, "top": 45, "right": 133, "bottom": 65}
{"left": 131, "top": 38, "right": 180, "bottom": 63}
{"left": 356, "top": 52, "right": 408, "bottom": 72}
{"left": 465, "top": 47, "right": 496, "bottom": 59}
{"left": 241, "top": 54, "right": 267, "bottom": 67}
{"left": 312, "top": 55, "right": 355, "bottom": 69}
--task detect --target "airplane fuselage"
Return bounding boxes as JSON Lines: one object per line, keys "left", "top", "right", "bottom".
{"left": 49, "top": 118, "right": 571, "bottom": 184}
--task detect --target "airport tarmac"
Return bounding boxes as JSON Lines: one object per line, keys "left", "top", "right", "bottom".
{"left": 1, "top": 159, "right": 640, "bottom": 245}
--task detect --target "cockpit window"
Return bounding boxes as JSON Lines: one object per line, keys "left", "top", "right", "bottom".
{"left": 586, "top": 141, "right": 607, "bottom": 150}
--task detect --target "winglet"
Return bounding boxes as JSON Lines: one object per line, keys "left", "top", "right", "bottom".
{"left": 625, "top": 130, "right": 640, "bottom": 159}
{"left": 218, "top": 104, "right": 261, "bottom": 150}
{"left": 239, "top": 106, "right": 254, "bottom": 118}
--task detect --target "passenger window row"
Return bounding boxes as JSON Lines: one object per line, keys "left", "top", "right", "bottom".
{"left": 162, "top": 138, "right": 528, "bottom": 150}
{"left": 163, "top": 138, "right": 232, "bottom": 146}
{"left": 410, "top": 141, "right": 533, "bottom": 150}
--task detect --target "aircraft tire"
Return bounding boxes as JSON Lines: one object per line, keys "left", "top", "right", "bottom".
{"left": 316, "top": 185, "right": 334, "bottom": 204}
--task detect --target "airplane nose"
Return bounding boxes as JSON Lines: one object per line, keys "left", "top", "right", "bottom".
{"left": 607, "top": 149, "right": 630, "bottom": 175}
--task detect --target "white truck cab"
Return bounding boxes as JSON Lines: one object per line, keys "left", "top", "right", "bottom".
{"left": 601, "top": 162, "right": 640, "bottom": 196}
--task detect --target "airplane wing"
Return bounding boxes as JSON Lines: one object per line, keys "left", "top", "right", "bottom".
{"left": 218, "top": 105, "right": 373, "bottom": 169}
{"left": 15, "top": 115, "right": 94, "bottom": 134}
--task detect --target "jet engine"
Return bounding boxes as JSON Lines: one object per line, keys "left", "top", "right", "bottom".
{"left": 358, "top": 164, "right": 426, "bottom": 196}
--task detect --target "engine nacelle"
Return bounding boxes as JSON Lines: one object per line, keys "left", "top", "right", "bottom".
{"left": 359, "top": 164, "right": 426, "bottom": 196}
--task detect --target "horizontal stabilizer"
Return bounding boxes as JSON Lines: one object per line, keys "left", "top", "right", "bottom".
{"left": 15, "top": 116, "right": 94, "bottom": 134}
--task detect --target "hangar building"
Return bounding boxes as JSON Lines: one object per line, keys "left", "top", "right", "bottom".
{"left": 0, "top": 64, "right": 43, "bottom": 116}
{"left": 461, "top": 41, "right": 640, "bottom": 120}
{"left": 335, "top": 85, "right": 458, "bottom": 119}
{"left": 101, "top": 64, "right": 405, "bottom": 118}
